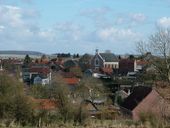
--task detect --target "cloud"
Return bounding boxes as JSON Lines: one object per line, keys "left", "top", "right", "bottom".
{"left": 96, "top": 27, "right": 139, "bottom": 42}
{"left": 20, "top": 0, "right": 33, "bottom": 4}
{"left": 115, "top": 13, "right": 146, "bottom": 26}
{"left": 0, "top": 4, "right": 142, "bottom": 54}
{"left": 79, "top": 27, "right": 141, "bottom": 54}
{"left": 130, "top": 13, "right": 146, "bottom": 23}
{"left": 0, "top": 5, "right": 38, "bottom": 28}
{"left": 80, "top": 7, "right": 112, "bottom": 27}
{"left": 0, "top": 0, "right": 33, "bottom": 4}
{"left": 0, "top": 5, "right": 23, "bottom": 27}
{"left": 157, "top": 17, "right": 170, "bottom": 28}
{"left": 0, "top": 5, "right": 88, "bottom": 53}
{"left": 80, "top": 7, "right": 111, "bottom": 17}
{"left": 115, "top": 17, "right": 125, "bottom": 25}
{"left": 0, "top": 25, "right": 4, "bottom": 32}
{"left": 0, "top": 5, "right": 54, "bottom": 51}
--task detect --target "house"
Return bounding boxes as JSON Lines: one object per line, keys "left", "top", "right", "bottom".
{"left": 63, "top": 59, "right": 78, "bottom": 69}
{"left": 59, "top": 71, "right": 76, "bottom": 78}
{"left": 29, "top": 65, "right": 51, "bottom": 85}
{"left": 63, "top": 77, "right": 80, "bottom": 91}
{"left": 100, "top": 67, "right": 113, "bottom": 75}
{"left": 82, "top": 100, "right": 119, "bottom": 119}
{"left": 33, "top": 75, "right": 50, "bottom": 85}
{"left": 120, "top": 86, "right": 169, "bottom": 120}
{"left": 22, "top": 67, "right": 30, "bottom": 83}
{"left": 0, "top": 60, "right": 3, "bottom": 71}
{"left": 127, "top": 71, "right": 137, "bottom": 80}
{"left": 91, "top": 49, "right": 119, "bottom": 72}
{"left": 115, "top": 90, "right": 130, "bottom": 105}
{"left": 119, "top": 59, "right": 134, "bottom": 75}
{"left": 32, "top": 98, "right": 57, "bottom": 110}
{"left": 134, "top": 60, "right": 147, "bottom": 72}
{"left": 84, "top": 69, "right": 93, "bottom": 77}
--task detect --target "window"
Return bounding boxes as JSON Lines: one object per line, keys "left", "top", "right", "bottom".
{"left": 95, "top": 59, "right": 99, "bottom": 66}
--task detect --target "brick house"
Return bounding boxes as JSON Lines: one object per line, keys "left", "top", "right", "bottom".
{"left": 119, "top": 59, "right": 134, "bottom": 75}
{"left": 120, "top": 86, "right": 169, "bottom": 120}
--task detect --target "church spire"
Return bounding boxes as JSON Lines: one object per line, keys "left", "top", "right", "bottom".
{"left": 95, "top": 49, "right": 99, "bottom": 54}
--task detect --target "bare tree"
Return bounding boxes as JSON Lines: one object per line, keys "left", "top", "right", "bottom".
{"left": 75, "top": 77, "right": 106, "bottom": 103}
{"left": 136, "top": 40, "right": 148, "bottom": 55}
{"left": 136, "top": 28, "right": 170, "bottom": 82}
{"left": 150, "top": 28, "right": 170, "bottom": 81}
{"left": 50, "top": 74, "right": 73, "bottom": 123}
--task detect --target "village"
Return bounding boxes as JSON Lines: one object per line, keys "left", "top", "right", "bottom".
{"left": 0, "top": 49, "right": 170, "bottom": 128}
{"left": 1, "top": 0, "right": 170, "bottom": 127}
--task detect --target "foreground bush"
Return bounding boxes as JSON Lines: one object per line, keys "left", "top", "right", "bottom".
{"left": 139, "top": 112, "right": 167, "bottom": 128}
{"left": 0, "top": 72, "right": 34, "bottom": 126}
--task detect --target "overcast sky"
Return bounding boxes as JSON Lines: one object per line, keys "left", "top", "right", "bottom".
{"left": 0, "top": 0, "right": 170, "bottom": 54}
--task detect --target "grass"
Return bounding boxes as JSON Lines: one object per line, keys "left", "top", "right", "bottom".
{"left": 0, "top": 119, "right": 170, "bottom": 128}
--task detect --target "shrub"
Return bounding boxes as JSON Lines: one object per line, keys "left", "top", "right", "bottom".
{"left": 0, "top": 73, "right": 34, "bottom": 126}
{"left": 139, "top": 112, "right": 165, "bottom": 128}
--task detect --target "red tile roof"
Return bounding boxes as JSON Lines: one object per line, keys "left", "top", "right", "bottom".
{"left": 63, "top": 78, "right": 79, "bottom": 85}
{"left": 101, "top": 68, "right": 113, "bottom": 74}
{"left": 39, "top": 61, "right": 49, "bottom": 65}
{"left": 32, "top": 98, "right": 57, "bottom": 110}
{"left": 60, "top": 71, "right": 75, "bottom": 78}
{"left": 136, "top": 60, "right": 148, "bottom": 65}
{"left": 29, "top": 66, "right": 50, "bottom": 75}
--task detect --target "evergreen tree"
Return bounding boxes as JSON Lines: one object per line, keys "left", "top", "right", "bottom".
{"left": 24, "top": 54, "right": 31, "bottom": 65}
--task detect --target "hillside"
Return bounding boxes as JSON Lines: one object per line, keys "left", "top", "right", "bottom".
{"left": 0, "top": 50, "right": 44, "bottom": 56}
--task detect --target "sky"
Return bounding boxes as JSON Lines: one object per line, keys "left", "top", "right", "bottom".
{"left": 0, "top": 0, "right": 170, "bottom": 54}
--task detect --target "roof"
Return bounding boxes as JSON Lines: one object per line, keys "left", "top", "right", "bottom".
{"left": 29, "top": 66, "right": 50, "bottom": 75}
{"left": 99, "top": 53, "right": 118, "bottom": 62}
{"left": 101, "top": 68, "right": 113, "bottom": 74}
{"left": 136, "top": 60, "right": 148, "bottom": 65}
{"left": 38, "top": 60, "right": 49, "bottom": 65}
{"left": 119, "top": 59, "right": 134, "bottom": 64}
{"left": 117, "top": 90, "right": 129, "bottom": 99}
{"left": 32, "top": 98, "right": 57, "bottom": 110}
{"left": 63, "top": 78, "right": 79, "bottom": 85}
{"left": 2, "top": 59, "right": 23, "bottom": 65}
{"left": 60, "top": 71, "right": 76, "bottom": 78}
{"left": 63, "top": 59, "right": 78, "bottom": 68}
{"left": 121, "top": 86, "right": 152, "bottom": 111}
